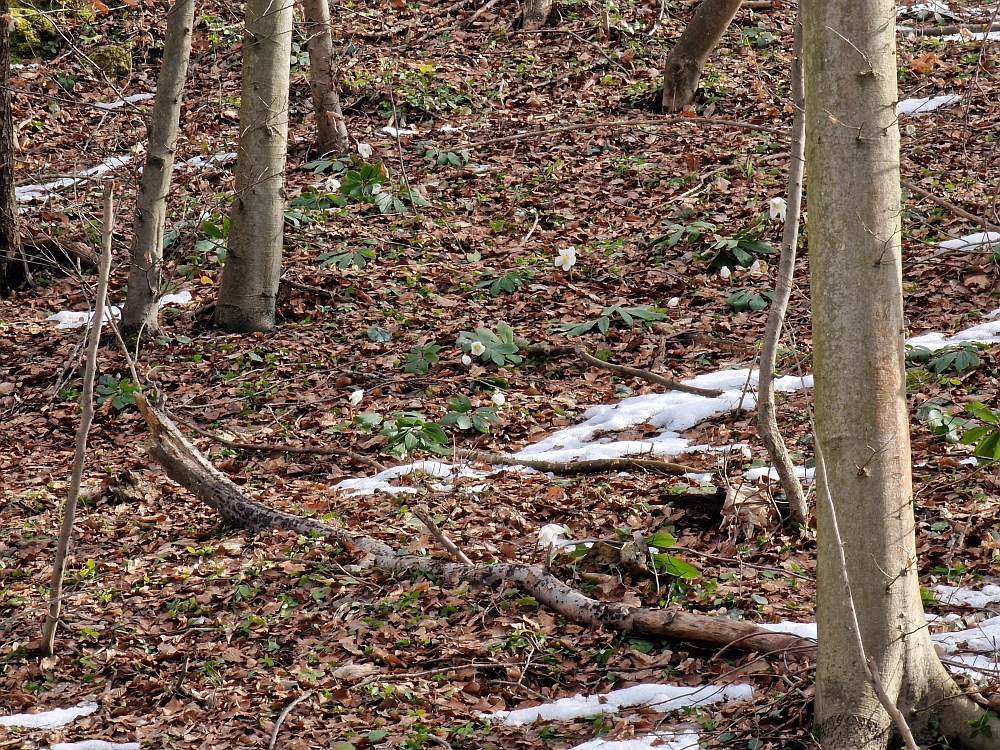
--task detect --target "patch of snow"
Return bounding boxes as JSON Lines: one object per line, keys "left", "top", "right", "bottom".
{"left": 745, "top": 465, "right": 816, "bottom": 482}
{"left": 932, "top": 583, "right": 1000, "bottom": 609}
{"left": 335, "top": 460, "right": 487, "bottom": 496}
{"left": 17, "top": 156, "right": 133, "bottom": 204}
{"left": 896, "top": 95, "right": 962, "bottom": 115}
{"left": 933, "top": 615, "right": 1000, "bottom": 655}
{"left": 935, "top": 231, "right": 1000, "bottom": 254}
{"left": 50, "top": 742, "right": 140, "bottom": 750}
{"left": 907, "top": 315, "right": 1000, "bottom": 351}
{"left": 47, "top": 291, "right": 193, "bottom": 330}
{"left": 485, "top": 683, "right": 753, "bottom": 726}
{"left": 759, "top": 621, "right": 818, "bottom": 640}
{"left": 943, "top": 30, "right": 1000, "bottom": 41}
{"left": 0, "top": 701, "right": 98, "bottom": 729}
{"left": 896, "top": 0, "right": 951, "bottom": 16}
{"left": 178, "top": 152, "right": 238, "bottom": 169}
{"left": 381, "top": 125, "right": 420, "bottom": 137}
{"left": 569, "top": 730, "right": 701, "bottom": 750}
{"left": 94, "top": 92, "right": 156, "bottom": 110}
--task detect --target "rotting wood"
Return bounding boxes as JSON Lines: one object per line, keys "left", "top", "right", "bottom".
{"left": 135, "top": 393, "right": 814, "bottom": 656}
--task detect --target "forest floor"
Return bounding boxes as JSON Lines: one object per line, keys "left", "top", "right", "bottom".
{"left": 3, "top": 0, "right": 1000, "bottom": 748}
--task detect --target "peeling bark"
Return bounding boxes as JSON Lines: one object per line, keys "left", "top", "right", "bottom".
{"left": 135, "top": 393, "right": 813, "bottom": 657}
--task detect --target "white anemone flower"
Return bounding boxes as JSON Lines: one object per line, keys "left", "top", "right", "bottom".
{"left": 324, "top": 176, "right": 341, "bottom": 193}
{"left": 491, "top": 392, "right": 506, "bottom": 407}
{"left": 667, "top": 297, "right": 680, "bottom": 308}
{"left": 719, "top": 266, "right": 732, "bottom": 279}
{"left": 470, "top": 341, "right": 487, "bottom": 357}
{"left": 357, "top": 142, "right": 373, "bottom": 159}
{"left": 537, "top": 524, "right": 568, "bottom": 549}
{"left": 769, "top": 196, "right": 787, "bottom": 223}
{"left": 371, "top": 184, "right": 383, "bottom": 195}
{"left": 348, "top": 389, "right": 364, "bottom": 406}
{"left": 554, "top": 246, "right": 577, "bottom": 271}
{"left": 461, "top": 354, "right": 472, "bottom": 366}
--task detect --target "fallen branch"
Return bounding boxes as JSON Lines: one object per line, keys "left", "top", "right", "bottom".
{"left": 135, "top": 393, "right": 813, "bottom": 656}
{"left": 458, "top": 449, "right": 700, "bottom": 476}
{"left": 901, "top": 178, "right": 1000, "bottom": 232}
{"left": 523, "top": 343, "right": 724, "bottom": 398}
{"left": 453, "top": 116, "right": 789, "bottom": 151}
{"left": 414, "top": 506, "right": 473, "bottom": 564}
{"left": 268, "top": 692, "right": 311, "bottom": 750}
{"left": 903, "top": 22, "right": 1000, "bottom": 37}
{"left": 175, "top": 413, "right": 386, "bottom": 471}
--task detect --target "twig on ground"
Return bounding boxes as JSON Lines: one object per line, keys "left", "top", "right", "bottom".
{"left": 174, "top": 413, "right": 386, "bottom": 471}
{"left": 453, "top": 116, "right": 789, "bottom": 151}
{"left": 267, "top": 692, "right": 311, "bottom": 750}
{"left": 458, "top": 449, "right": 700, "bottom": 476}
{"left": 903, "top": 22, "right": 1000, "bottom": 37}
{"left": 901, "top": 178, "right": 1000, "bottom": 232}
{"left": 414, "top": 506, "right": 474, "bottom": 564}
{"left": 40, "top": 180, "right": 116, "bottom": 657}
{"left": 523, "top": 343, "right": 724, "bottom": 397}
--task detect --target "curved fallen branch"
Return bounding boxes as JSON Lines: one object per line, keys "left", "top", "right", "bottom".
{"left": 901, "top": 178, "right": 1000, "bottom": 232}
{"left": 136, "top": 393, "right": 813, "bottom": 656}
{"left": 174, "top": 412, "right": 386, "bottom": 471}
{"left": 458, "top": 449, "right": 700, "bottom": 476}
{"left": 523, "top": 344, "right": 724, "bottom": 398}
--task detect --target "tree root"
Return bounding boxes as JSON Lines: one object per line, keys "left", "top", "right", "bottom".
{"left": 135, "top": 393, "right": 813, "bottom": 657}
{"left": 522, "top": 344, "right": 724, "bottom": 398}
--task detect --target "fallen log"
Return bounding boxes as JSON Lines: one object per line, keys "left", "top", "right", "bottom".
{"left": 135, "top": 393, "right": 814, "bottom": 657}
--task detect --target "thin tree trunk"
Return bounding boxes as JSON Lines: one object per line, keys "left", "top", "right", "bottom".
{"left": 804, "top": 0, "right": 995, "bottom": 746}
{"left": 756, "top": 18, "right": 808, "bottom": 524}
{"left": 302, "top": 0, "right": 349, "bottom": 155}
{"left": 660, "top": 0, "right": 742, "bottom": 112}
{"left": 522, "top": 0, "right": 552, "bottom": 30}
{"left": 215, "top": 0, "right": 294, "bottom": 333}
{"left": 121, "top": 0, "right": 196, "bottom": 340}
{"left": 0, "top": 0, "right": 20, "bottom": 298}
{"left": 40, "top": 182, "right": 115, "bottom": 657}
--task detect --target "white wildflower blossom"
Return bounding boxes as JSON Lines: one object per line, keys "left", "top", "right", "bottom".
{"left": 348, "top": 389, "right": 364, "bottom": 406}
{"left": 470, "top": 341, "right": 487, "bottom": 356}
{"left": 769, "top": 196, "right": 787, "bottom": 223}
{"left": 667, "top": 297, "right": 680, "bottom": 308}
{"left": 491, "top": 392, "right": 506, "bottom": 407}
{"left": 372, "top": 184, "right": 383, "bottom": 195}
{"left": 357, "top": 142, "right": 373, "bottom": 159}
{"left": 719, "top": 266, "right": 732, "bottom": 280}
{"left": 461, "top": 354, "right": 472, "bottom": 366}
{"left": 554, "top": 246, "right": 577, "bottom": 271}
{"left": 324, "top": 176, "right": 341, "bottom": 193}
{"left": 537, "top": 524, "right": 568, "bottom": 549}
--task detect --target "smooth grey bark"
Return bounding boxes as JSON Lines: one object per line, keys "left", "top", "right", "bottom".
{"left": 0, "top": 0, "right": 20, "bottom": 298}
{"left": 215, "top": 0, "right": 294, "bottom": 333}
{"left": 522, "top": 0, "right": 552, "bottom": 30}
{"left": 804, "top": 0, "right": 996, "bottom": 747}
{"left": 120, "top": 0, "right": 196, "bottom": 339}
{"left": 660, "top": 0, "right": 742, "bottom": 112}
{"left": 756, "top": 18, "right": 808, "bottom": 524}
{"left": 302, "top": 0, "right": 349, "bottom": 155}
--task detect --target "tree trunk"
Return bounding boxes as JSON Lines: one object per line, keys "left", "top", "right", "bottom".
{"left": 120, "top": 0, "right": 196, "bottom": 339}
{"left": 0, "top": 0, "right": 20, "bottom": 298}
{"left": 214, "top": 0, "right": 294, "bottom": 333}
{"left": 522, "top": 0, "right": 552, "bottom": 30}
{"left": 302, "top": 0, "right": 349, "bottom": 155}
{"left": 804, "top": 0, "right": 996, "bottom": 747}
{"left": 660, "top": 0, "right": 742, "bottom": 112}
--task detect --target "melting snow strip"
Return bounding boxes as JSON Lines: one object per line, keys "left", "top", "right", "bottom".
{"left": 897, "top": 95, "right": 963, "bottom": 115}
{"left": 0, "top": 701, "right": 98, "bottom": 729}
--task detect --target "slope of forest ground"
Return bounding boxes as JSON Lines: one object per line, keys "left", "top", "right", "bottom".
{"left": 2, "top": 0, "right": 1000, "bottom": 747}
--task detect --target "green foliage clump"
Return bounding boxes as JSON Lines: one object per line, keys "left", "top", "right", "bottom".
{"left": 87, "top": 44, "right": 132, "bottom": 79}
